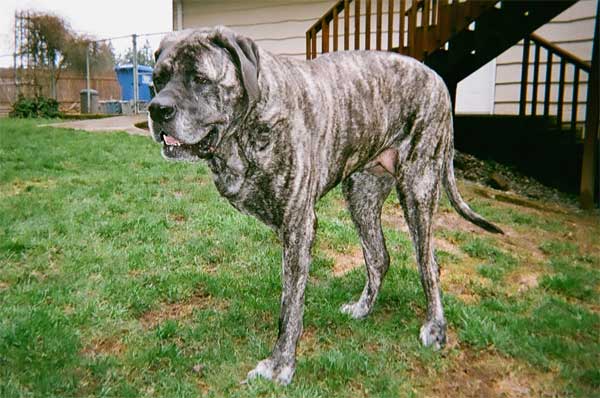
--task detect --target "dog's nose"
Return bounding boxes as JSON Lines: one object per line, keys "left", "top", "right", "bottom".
{"left": 148, "top": 99, "right": 176, "bottom": 122}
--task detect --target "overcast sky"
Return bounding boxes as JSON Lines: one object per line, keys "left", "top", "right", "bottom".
{"left": 0, "top": 0, "right": 172, "bottom": 67}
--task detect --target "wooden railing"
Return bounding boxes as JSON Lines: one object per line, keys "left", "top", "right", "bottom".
{"left": 519, "top": 34, "right": 591, "bottom": 131}
{"left": 306, "top": 0, "right": 496, "bottom": 61}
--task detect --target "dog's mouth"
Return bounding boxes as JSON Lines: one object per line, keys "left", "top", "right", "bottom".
{"left": 163, "top": 134, "right": 183, "bottom": 147}
{"left": 160, "top": 127, "right": 220, "bottom": 160}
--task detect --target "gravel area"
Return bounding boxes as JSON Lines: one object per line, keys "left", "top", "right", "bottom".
{"left": 453, "top": 151, "right": 579, "bottom": 207}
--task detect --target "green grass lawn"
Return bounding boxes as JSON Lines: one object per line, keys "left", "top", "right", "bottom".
{"left": 1, "top": 118, "right": 599, "bottom": 397}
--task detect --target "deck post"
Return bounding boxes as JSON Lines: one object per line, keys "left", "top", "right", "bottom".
{"left": 445, "top": 77, "right": 457, "bottom": 116}
{"left": 519, "top": 36, "right": 530, "bottom": 117}
{"left": 580, "top": 1, "right": 599, "bottom": 208}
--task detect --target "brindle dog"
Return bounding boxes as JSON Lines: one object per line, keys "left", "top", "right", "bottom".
{"left": 147, "top": 26, "right": 502, "bottom": 385}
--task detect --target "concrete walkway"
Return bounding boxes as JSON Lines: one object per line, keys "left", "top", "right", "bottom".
{"left": 44, "top": 115, "right": 149, "bottom": 136}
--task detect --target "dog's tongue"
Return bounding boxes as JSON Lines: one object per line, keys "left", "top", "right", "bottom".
{"left": 164, "top": 135, "right": 182, "bottom": 146}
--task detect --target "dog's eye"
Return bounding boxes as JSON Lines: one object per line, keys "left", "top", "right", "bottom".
{"left": 194, "top": 76, "right": 211, "bottom": 85}
{"left": 153, "top": 77, "right": 167, "bottom": 92}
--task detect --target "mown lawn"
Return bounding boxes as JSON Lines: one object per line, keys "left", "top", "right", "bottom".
{"left": 0, "top": 118, "right": 598, "bottom": 398}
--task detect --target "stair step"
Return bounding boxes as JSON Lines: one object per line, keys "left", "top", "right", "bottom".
{"left": 425, "top": 0, "right": 578, "bottom": 83}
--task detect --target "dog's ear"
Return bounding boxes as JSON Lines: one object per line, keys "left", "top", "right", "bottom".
{"left": 155, "top": 34, "right": 178, "bottom": 63}
{"left": 154, "top": 48, "right": 162, "bottom": 63}
{"left": 211, "top": 27, "right": 260, "bottom": 104}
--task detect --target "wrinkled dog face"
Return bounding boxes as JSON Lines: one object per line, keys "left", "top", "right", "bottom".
{"left": 148, "top": 27, "right": 260, "bottom": 161}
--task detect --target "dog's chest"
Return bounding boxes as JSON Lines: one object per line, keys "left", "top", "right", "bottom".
{"left": 208, "top": 141, "right": 286, "bottom": 230}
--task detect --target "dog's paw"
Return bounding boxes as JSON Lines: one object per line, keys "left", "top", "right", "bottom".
{"left": 419, "top": 319, "right": 447, "bottom": 350}
{"left": 340, "top": 301, "right": 370, "bottom": 319}
{"left": 246, "top": 358, "right": 295, "bottom": 385}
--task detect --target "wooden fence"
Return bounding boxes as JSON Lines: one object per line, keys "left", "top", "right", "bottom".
{"left": 0, "top": 68, "right": 121, "bottom": 115}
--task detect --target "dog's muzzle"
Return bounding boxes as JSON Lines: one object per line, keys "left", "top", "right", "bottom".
{"left": 159, "top": 126, "right": 221, "bottom": 159}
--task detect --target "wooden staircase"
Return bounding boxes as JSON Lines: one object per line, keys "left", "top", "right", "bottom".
{"left": 307, "top": 1, "right": 577, "bottom": 89}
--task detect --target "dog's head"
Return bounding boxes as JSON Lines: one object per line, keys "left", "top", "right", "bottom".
{"left": 148, "top": 26, "right": 260, "bottom": 161}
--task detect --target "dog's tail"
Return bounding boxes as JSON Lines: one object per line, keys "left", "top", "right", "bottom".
{"left": 442, "top": 124, "right": 504, "bottom": 234}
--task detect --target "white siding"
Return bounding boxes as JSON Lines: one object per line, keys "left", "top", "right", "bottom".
{"left": 456, "top": 60, "right": 497, "bottom": 114}
{"left": 493, "top": 0, "right": 597, "bottom": 119}
{"left": 176, "top": 0, "right": 333, "bottom": 58}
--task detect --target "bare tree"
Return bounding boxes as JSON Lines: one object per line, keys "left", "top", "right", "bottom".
{"left": 24, "top": 13, "right": 69, "bottom": 97}
{"left": 20, "top": 11, "right": 115, "bottom": 99}
{"left": 66, "top": 38, "right": 115, "bottom": 75}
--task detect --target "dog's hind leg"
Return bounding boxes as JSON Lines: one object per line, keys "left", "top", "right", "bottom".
{"left": 340, "top": 170, "right": 395, "bottom": 319}
{"left": 396, "top": 157, "right": 447, "bottom": 349}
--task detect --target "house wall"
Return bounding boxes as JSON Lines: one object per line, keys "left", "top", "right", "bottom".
{"left": 494, "top": 0, "right": 597, "bottom": 121}
{"left": 455, "top": 60, "right": 497, "bottom": 114}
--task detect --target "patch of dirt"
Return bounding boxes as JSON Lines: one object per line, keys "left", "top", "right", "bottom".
{"left": 197, "top": 261, "right": 219, "bottom": 274}
{"left": 434, "top": 236, "right": 463, "bottom": 257}
{"left": 565, "top": 216, "right": 600, "bottom": 259}
{"left": 494, "top": 225, "right": 548, "bottom": 266}
{"left": 168, "top": 212, "right": 187, "bottom": 223}
{"left": 63, "top": 304, "right": 75, "bottom": 315}
{"left": 326, "top": 246, "right": 364, "bottom": 277}
{"left": 2, "top": 178, "right": 57, "bottom": 197}
{"left": 416, "top": 345, "right": 563, "bottom": 398}
{"left": 195, "top": 379, "right": 210, "bottom": 397}
{"left": 440, "top": 254, "right": 491, "bottom": 304}
{"left": 471, "top": 186, "right": 570, "bottom": 215}
{"left": 139, "top": 290, "right": 228, "bottom": 329}
{"left": 28, "top": 270, "right": 47, "bottom": 281}
{"left": 382, "top": 207, "right": 463, "bottom": 258}
{"left": 381, "top": 203, "right": 410, "bottom": 232}
{"left": 345, "top": 380, "right": 371, "bottom": 398}
{"left": 513, "top": 273, "right": 540, "bottom": 293}
{"left": 298, "top": 324, "right": 355, "bottom": 358}
{"left": 385, "top": 199, "right": 500, "bottom": 239}
{"left": 297, "top": 325, "right": 320, "bottom": 356}
{"left": 82, "top": 335, "right": 126, "bottom": 357}
{"left": 432, "top": 196, "right": 557, "bottom": 283}
{"left": 433, "top": 209, "right": 483, "bottom": 234}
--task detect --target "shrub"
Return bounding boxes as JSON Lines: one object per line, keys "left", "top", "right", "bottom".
{"left": 10, "top": 95, "right": 60, "bottom": 118}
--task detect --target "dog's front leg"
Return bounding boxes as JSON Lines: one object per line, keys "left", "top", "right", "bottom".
{"left": 247, "top": 207, "right": 316, "bottom": 385}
